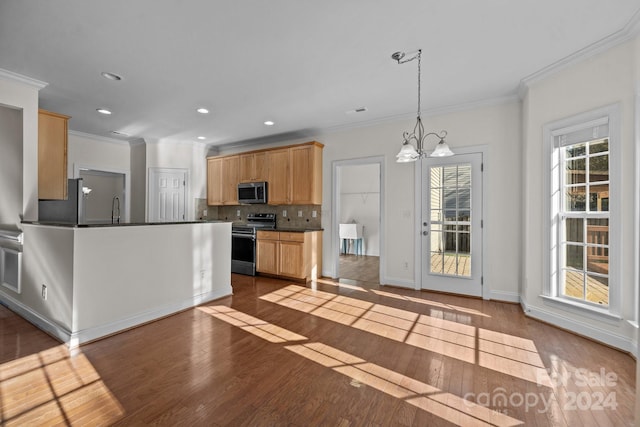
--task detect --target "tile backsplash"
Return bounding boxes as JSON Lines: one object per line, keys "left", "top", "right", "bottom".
{"left": 219, "top": 204, "right": 322, "bottom": 229}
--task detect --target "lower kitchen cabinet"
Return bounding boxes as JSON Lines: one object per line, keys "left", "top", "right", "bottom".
{"left": 256, "top": 230, "right": 322, "bottom": 281}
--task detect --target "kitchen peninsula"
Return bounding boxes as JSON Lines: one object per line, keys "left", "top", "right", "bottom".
{"left": 9, "top": 221, "right": 231, "bottom": 347}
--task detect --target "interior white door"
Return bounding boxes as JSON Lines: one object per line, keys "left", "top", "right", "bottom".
{"left": 148, "top": 169, "right": 187, "bottom": 222}
{"left": 421, "top": 153, "right": 483, "bottom": 296}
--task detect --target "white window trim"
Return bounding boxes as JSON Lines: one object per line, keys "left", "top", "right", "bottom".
{"left": 543, "top": 103, "right": 621, "bottom": 319}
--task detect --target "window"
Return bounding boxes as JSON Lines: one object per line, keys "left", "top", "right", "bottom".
{"left": 560, "top": 137, "right": 609, "bottom": 305}
{"left": 545, "top": 105, "right": 620, "bottom": 316}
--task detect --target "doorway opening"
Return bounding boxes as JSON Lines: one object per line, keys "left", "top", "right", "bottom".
{"left": 332, "top": 157, "right": 384, "bottom": 284}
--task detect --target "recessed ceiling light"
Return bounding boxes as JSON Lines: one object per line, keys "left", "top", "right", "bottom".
{"left": 197, "top": 136, "right": 206, "bottom": 140}
{"left": 97, "top": 108, "right": 112, "bottom": 115}
{"left": 196, "top": 108, "right": 209, "bottom": 114}
{"left": 101, "top": 72, "right": 122, "bottom": 81}
{"left": 264, "top": 120, "right": 275, "bottom": 126}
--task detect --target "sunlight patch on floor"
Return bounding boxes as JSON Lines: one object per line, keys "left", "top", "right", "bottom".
{"left": 260, "top": 284, "right": 551, "bottom": 387}
{"left": 0, "top": 345, "right": 124, "bottom": 426}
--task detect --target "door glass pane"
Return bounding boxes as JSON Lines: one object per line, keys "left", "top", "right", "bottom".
{"left": 589, "top": 139, "right": 608, "bottom": 154}
{"left": 428, "top": 164, "right": 473, "bottom": 278}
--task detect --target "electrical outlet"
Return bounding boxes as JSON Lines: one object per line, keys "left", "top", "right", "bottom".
{"left": 203, "top": 209, "right": 208, "bottom": 217}
{"left": 312, "top": 210, "right": 317, "bottom": 218}
{"left": 403, "top": 262, "right": 409, "bottom": 270}
{"left": 282, "top": 210, "right": 287, "bottom": 217}
{"left": 298, "top": 210, "right": 303, "bottom": 217}
{"left": 236, "top": 209, "right": 241, "bottom": 217}
{"left": 42, "top": 284, "right": 47, "bottom": 300}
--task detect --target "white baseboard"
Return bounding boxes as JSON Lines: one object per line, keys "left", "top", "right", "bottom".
{"left": 520, "top": 297, "right": 633, "bottom": 353}
{"left": 381, "top": 276, "right": 415, "bottom": 289}
{"left": 489, "top": 290, "right": 521, "bottom": 303}
{"left": 0, "top": 293, "right": 71, "bottom": 343}
{"left": 70, "top": 287, "right": 233, "bottom": 347}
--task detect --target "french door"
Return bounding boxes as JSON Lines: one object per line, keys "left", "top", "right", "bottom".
{"left": 421, "top": 153, "right": 483, "bottom": 296}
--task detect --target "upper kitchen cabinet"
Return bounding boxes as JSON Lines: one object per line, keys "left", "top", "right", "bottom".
{"left": 266, "top": 148, "right": 291, "bottom": 205}
{"left": 38, "top": 109, "right": 70, "bottom": 200}
{"left": 207, "top": 157, "right": 223, "bottom": 205}
{"left": 206, "top": 141, "right": 324, "bottom": 206}
{"left": 267, "top": 142, "right": 323, "bottom": 205}
{"left": 222, "top": 155, "right": 240, "bottom": 205}
{"left": 291, "top": 143, "right": 322, "bottom": 205}
{"left": 239, "top": 152, "right": 267, "bottom": 183}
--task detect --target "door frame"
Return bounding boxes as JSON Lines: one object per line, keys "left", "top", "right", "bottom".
{"left": 331, "top": 156, "right": 385, "bottom": 282}
{"left": 413, "top": 145, "right": 489, "bottom": 299}
{"left": 148, "top": 167, "right": 190, "bottom": 222}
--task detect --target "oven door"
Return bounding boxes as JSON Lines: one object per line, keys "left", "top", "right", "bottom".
{"left": 231, "top": 233, "right": 256, "bottom": 276}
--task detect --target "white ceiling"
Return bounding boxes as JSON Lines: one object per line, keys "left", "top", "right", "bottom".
{"left": 1, "top": 1, "right": 638, "bottom": 147}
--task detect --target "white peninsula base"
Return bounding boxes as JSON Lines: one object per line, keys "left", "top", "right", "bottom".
{"left": 2, "top": 221, "right": 232, "bottom": 347}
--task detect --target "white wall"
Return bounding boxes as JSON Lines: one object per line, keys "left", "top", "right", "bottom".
{"left": 67, "top": 131, "right": 131, "bottom": 178}
{"left": 340, "top": 163, "right": 380, "bottom": 256}
{"left": 0, "top": 75, "right": 41, "bottom": 222}
{"left": 219, "top": 100, "right": 522, "bottom": 293}
{"left": 521, "top": 37, "right": 637, "bottom": 351}
{"left": 0, "top": 105, "right": 23, "bottom": 226}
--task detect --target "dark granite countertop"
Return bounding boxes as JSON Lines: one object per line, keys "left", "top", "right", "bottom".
{"left": 22, "top": 220, "right": 231, "bottom": 228}
{"left": 273, "top": 227, "right": 324, "bottom": 232}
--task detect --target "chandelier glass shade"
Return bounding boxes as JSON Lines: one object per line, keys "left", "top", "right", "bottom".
{"left": 392, "top": 49, "right": 454, "bottom": 162}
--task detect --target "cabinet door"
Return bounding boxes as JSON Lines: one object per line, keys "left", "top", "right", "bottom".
{"left": 267, "top": 148, "right": 290, "bottom": 205}
{"left": 222, "top": 156, "right": 239, "bottom": 205}
{"left": 279, "top": 240, "right": 305, "bottom": 278}
{"left": 239, "top": 152, "right": 268, "bottom": 182}
{"left": 291, "top": 145, "right": 322, "bottom": 204}
{"left": 38, "top": 110, "right": 69, "bottom": 200}
{"left": 253, "top": 152, "right": 268, "bottom": 182}
{"left": 239, "top": 154, "right": 254, "bottom": 183}
{"left": 256, "top": 239, "right": 279, "bottom": 275}
{"left": 207, "top": 158, "right": 224, "bottom": 205}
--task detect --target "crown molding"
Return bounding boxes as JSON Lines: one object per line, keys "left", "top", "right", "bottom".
{"left": 68, "top": 130, "right": 131, "bottom": 146}
{"left": 0, "top": 68, "right": 48, "bottom": 90}
{"left": 519, "top": 7, "right": 640, "bottom": 96}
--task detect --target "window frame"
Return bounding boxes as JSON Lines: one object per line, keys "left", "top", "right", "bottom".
{"left": 543, "top": 104, "right": 621, "bottom": 319}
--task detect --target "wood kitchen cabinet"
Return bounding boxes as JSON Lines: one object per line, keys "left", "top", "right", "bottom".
{"left": 239, "top": 152, "right": 267, "bottom": 183}
{"left": 266, "top": 148, "right": 291, "bottom": 204}
{"left": 290, "top": 144, "right": 322, "bottom": 205}
{"left": 207, "top": 157, "right": 223, "bottom": 205}
{"left": 256, "top": 230, "right": 322, "bottom": 281}
{"left": 222, "top": 155, "right": 239, "bottom": 205}
{"left": 38, "top": 109, "right": 70, "bottom": 200}
{"left": 208, "top": 156, "right": 240, "bottom": 206}
{"left": 206, "top": 141, "right": 323, "bottom": 206}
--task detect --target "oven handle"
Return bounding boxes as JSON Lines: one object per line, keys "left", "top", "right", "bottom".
{"left": 232, "top": 234, "right": 256, "bottom": 240}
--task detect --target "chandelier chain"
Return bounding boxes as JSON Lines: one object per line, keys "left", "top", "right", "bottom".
{"left": 417, "top": 49, "right": 421, "bottom": 118}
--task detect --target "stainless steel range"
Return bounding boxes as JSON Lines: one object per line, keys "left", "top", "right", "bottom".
{"left": 231, "top": 213, "right": 276, "bottom": 276}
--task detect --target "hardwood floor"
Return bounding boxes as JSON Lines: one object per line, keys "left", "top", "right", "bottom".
{"left": 339, "top": 254, "right": 379, "bottom": 283}
{"left": 0, "top": 275, "right": 636, "bottom": 426}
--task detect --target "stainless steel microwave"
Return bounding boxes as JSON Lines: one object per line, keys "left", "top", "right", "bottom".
{"left": 238, "top": 182, "right": 267, "bottom": 204}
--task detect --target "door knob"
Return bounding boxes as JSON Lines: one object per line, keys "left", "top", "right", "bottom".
{"left": 422, "top": 231, "right": 428, "bottom": 236}
{"left": 423, "top": 222, "right": 428, "bottom": 227}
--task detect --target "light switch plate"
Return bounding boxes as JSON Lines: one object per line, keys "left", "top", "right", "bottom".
{"left": 298, "top": 210, "right": 303, "bottom": 217}
{"left": 312, "top": 210, "right": 317, "bottom": 218}
{"left": 282, "top": 210, "right": 287, "bottom": 217}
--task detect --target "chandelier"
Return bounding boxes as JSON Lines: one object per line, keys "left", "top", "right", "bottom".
{"left": 392, "top": 49, "right": 454, "bottom": 162}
